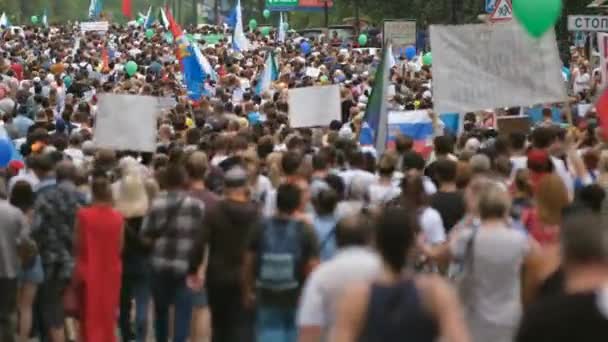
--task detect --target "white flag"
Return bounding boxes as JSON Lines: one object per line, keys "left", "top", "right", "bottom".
{"left": 233, "top": 0, "right": 250, "bottom": 51}
{"left": 0, "top": 13, "right": 8, "bottom": 27}
{"left": 278, "top": 12, "right": 286, "bottom": 43}
{"left": 159, "top": 7, "right": 170, "bottom": 29}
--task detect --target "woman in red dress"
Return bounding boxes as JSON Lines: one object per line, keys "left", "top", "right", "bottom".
{"left": 74, "top": 170, "right": 124, "bottom": 342}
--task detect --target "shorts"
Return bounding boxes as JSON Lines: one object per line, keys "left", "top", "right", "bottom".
{"left": 38, "top": 267, "right": 69, "bottom": 329}
{"left": 19, "top": 255, "right": 44, "bottom": 284}
{"left": 192, "top": 288, "right": 208, "bottom": 308}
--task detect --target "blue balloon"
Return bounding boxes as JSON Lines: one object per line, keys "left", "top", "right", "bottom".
{"left": 405, "top": 45, "right": 416, "bottom": 60}
{"left": 300, "top": 41, "right": 311, "bottom": 55}
{"left": 0, "top": 139, "right": 12, "bottom": 167}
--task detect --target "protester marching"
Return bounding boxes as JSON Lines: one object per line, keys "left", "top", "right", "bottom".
{"left": 1, "top": 0, "right": 608, "bottom": 341}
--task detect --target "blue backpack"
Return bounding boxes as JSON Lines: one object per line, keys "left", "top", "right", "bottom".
{"left": 256, "top": 219, "right": 302, "bottom": 292}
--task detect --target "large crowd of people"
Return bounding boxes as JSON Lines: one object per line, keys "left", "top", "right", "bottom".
{"left": 0, "top": 18, "right": 607, "bottom": 342}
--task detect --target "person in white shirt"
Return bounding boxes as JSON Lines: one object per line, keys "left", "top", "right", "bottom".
{"left": 573, "top": 65, "right": 590, "bottom": 95}
{"left": 297, "top": 214, "right": 381, "bottom": 342}
{"left": 368, "top": 154, "right": 401, "bottom": 208}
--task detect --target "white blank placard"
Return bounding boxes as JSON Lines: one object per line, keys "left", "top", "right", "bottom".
{"left": 93, "top": 94, "right": 159, "bottom": 152}
{"left": 288, "top": 85, "right": 341, "bottom": 128}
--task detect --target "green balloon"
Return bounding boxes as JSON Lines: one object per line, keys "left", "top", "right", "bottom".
{"left": 145, "top": 28, "right": 154, "bottom": 39}
{"left": 513, "top": 0, "right": 562, "bottom": 38}
{"left": 125, "top": 61, "right": 138, "bottom": 76}
{"left": 358, "top": 34, "right": 368, "bottom": 46}
{"left": 263, "top": 9, "right": 271, "bottom": 19}
{"left": 249, "top": 19, "right": 258, "bottom": 31}
{"left": 282, "top": 22, "right": 289, "bottom": 30}
{"left": 137, "top": 17, "right": 145, "bottom": 25}
{"left": 320, "top": 75, "right": 329, "bottom": 82}
{"left": 422, "top": 52, "right": 432, "bottom": 66}
{"left": 31, "top": 15, "right": 38, "bottom": 24}
{"left": 260, "top": 26, "right": 271, "bottom": 36}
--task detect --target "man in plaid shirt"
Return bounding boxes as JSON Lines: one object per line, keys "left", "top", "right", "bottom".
{"left": 141, "top": 162, "right": 205, "bottom": 342}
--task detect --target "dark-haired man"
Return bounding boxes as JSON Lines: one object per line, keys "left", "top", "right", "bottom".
{"left": 244, "top": 183, "right": 319, "bottom": 342}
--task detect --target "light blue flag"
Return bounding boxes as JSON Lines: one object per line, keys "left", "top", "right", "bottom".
{"left": 192, "top": 42, "right": 218, "bottom": 82}
{"left": 144, "top": 6, "right": 155, "bottom": 29}
{"left": 233, "top": 0, "right": 249, "bottom": 51}
{"left": 88, "top": 0, "right": 103, "bottom": 19}
{"left": 256, "top": 52, "right": 278, "bottom": 95}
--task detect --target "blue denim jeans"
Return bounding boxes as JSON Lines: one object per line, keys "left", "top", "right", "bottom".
{"left": 119, "top": 274, "right": 151, "bottom": 342}
{"left": 256, "top": 306, "right": 297, "bottom": 342}
{"left": 151, "top": 271, "right": 194, "bottom": 342}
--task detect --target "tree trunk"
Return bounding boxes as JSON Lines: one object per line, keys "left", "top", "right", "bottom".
{"left": 192, "top": 0, "right": 197, "bottom": 25}
{"left": 214, "top": 0, "right": 219, "bottom": 25}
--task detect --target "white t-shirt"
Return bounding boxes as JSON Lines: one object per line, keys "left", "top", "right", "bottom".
{"left": 551, "top": 156, "right": 574, "bottom": 197}
{"left": 297, "top": 247, "right": 382, "bottom": 336}
{"left": 419, "top": 207, "right": 447, "bottom": 245}
{"left": 573, "top": 72, "right": 590, "bottom": 94}
{"left": 510, "top": 155, "right": 527, "bottom": 179}
{"left": 367, "top": 182, "right": 401, "bottom": 207}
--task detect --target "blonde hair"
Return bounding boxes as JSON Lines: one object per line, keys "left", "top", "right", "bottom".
{"left": 536, "top": 174, "right": 569, "bottom": 226}
{"left": 478, "top": 182, "right": 511, "bottom": 220}
{"left": 267, "top": 152, "right": 284, "bottom": 188}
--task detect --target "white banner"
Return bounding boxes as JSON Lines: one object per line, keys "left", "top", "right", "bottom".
{"left": 383, "top": 20, "right": 416, "bottom": 56}
{"left": 80, "top": 21, "right": 109, "bottom": 32}
{"left": 288, "top": 85, "right": 341, "bottom": 128}
{"left": 598, "top": 33, "right": 608, "bottom": 91}
{"left": 93, "top": 94, "right": 159, "bottom": 152}
{"left": 568, "top": 15, "right": 608, "bottom": 32}
{"left": 430, "top": 22, "right": 566, "bottom": 114}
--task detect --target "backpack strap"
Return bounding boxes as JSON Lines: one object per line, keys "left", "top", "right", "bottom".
{"left": 319, "top": 226, "right": 336, "bottom": 252}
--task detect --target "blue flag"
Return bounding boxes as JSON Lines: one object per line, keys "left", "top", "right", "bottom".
{"left": 225, "top": 7, "right": 237, "bottom": 28}
{"left": 176, "top": 34, "right": 206, "bottom": 101}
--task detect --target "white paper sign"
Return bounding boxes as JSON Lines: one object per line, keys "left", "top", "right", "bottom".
{"left": 305, "top": 67, "right": 320, "bottom": 78}
{"left": 430, "top": 22, "right": 566, "bottom": 113}
{"left": 288, "top": 85, "right": 341, "bottom": 128}
{"left": 598, "top": 32, "right": 608, "bottom": 90}
{"left": 80, "top": 21, "right": 109, "bottom": 32}
{"left": 93, "top": 94, "right": 159, "bottom": 152}
{"left": 157, "top": 97, "right": 178, "bottom": 111}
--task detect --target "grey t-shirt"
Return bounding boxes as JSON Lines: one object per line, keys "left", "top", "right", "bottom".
{"left": 450, "top": 225, "right": 530, "bottom": 340}
{"left": 0, "top": 200, "right": 28, "bottom": 278}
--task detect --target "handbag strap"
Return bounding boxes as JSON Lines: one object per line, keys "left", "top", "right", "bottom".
{"left": 463, "top": 225, "right": 479, "bottom": 273}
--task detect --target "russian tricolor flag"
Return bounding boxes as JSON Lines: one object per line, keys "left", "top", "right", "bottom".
{"left": 388, "top": 110, "right": 460, "bottom": 155}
